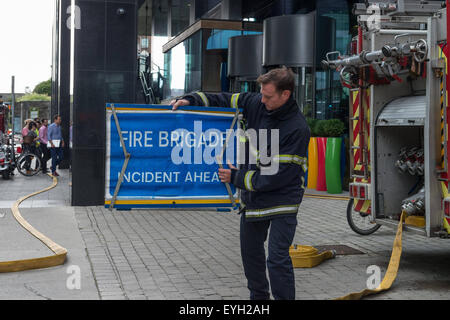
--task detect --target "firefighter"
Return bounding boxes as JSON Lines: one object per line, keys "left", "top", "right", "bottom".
{"left": 171, "top": 67, "right": 310, "bottom": 300}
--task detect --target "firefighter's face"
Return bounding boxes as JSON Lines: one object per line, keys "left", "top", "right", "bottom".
{"left": 260, "top": 83, "right": 291, "bottom": 111}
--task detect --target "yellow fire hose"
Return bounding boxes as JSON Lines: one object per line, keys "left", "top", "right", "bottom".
{"left": 290, "top": 245, "right": 336, "bottom": 268}
{"left": 334, "top": 211, "right": 406, "bottom": 300}
{"left": 293, "top": 193, "right": 405, "bottom": 299}
{"left": 0, "top": 173, "right": 67, "bottom": 273}
{"left": 289, "top": 193, "right": 346, "bottom": 268}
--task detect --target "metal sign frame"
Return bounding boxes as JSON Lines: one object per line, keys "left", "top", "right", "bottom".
{"left": 105, "top": 104, "right": 241, "bottom": 210}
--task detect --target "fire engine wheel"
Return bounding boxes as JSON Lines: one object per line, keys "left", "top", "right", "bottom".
{"left": 346, "top": 199, "right": 381, "bottom": 235}
{"left": 16, "top": 153, "right": 41, "bottom": 177}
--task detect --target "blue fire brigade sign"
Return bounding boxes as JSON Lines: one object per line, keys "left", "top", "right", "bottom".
{"left": 105, "top": 104, "right": 239, "bottom": 209}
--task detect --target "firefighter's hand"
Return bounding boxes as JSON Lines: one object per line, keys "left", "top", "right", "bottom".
{"left": 218, "top": 163, "right": 237, "bottom": 184}
{"left": 170, "top": 99, "right": 190, "bottom": 111}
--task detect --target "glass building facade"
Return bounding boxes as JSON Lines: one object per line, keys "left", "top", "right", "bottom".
{"left": 137, "top": 0, "right": 359, "bottom": 125}
{"left": 163, "top": 28, "right": 261, "bottom": 98}
{"left": 315, "top": 0, "right": 354, "bottom": 121}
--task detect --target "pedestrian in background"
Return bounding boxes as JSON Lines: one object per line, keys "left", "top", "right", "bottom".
{"left": 48, "top": 115, "right": 64, "bottom": 177}
{"left": 39, "top": 118, "right": 50, "bottom": 173}
{"left": 34, "top": 120, "right": 41, "bottom": 149}
{"left": 21, "top": 119, "right": 32, "bottom": 140}
{"left": 23, "top": 121, "right": 40, "bottom": 175}
{"left": 25, "top": 121, "right": 39, "bottom": 154}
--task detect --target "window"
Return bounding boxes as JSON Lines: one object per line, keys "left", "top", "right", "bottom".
{"left": 164, "top": 31, "right": 202, "bottom": 98}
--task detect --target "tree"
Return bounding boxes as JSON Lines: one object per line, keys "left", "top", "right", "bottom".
{"left": 33, "top": 79, "right": 52, "bottom": 96}
{"left": 17, "top": 93, "right": 51, "bottom": 102}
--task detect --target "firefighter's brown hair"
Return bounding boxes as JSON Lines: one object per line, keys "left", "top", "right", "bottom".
{"left": 257, "top": 66, "right": 295, "bottom": 94}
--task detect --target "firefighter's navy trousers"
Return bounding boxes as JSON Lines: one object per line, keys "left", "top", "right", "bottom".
{"left": 240, "top": 213, "right": 298, "bottom": 300}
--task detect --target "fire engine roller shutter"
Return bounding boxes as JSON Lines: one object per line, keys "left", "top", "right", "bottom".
{"left": 376, "top": 95, "right": 426, "bottom": 127}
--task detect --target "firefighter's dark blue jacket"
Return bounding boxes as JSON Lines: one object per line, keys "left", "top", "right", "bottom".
{"left": 183, "top": 91, "right": 311, "bottom": 222}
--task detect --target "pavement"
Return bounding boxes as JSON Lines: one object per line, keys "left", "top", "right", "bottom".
{"left": 0, "top": 167, "right": 450, "bottom": 300}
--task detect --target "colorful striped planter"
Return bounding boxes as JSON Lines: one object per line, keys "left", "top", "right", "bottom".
{"left": 307, "top": 137, "right": 318, "bottom": 189}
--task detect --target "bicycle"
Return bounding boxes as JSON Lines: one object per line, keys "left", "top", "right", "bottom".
{"left": 16, "top": 136, "right": 41, "bottom": 177}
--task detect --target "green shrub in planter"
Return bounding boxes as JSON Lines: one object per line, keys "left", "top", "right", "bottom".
{"left": 314, "top": 120, "right": 328, "bottom": 137}
{"left": 306, "top": 118, "right": 318, "bottom": 137}
{"left": 323, "top": 119, "right": 345, "bottom": 137}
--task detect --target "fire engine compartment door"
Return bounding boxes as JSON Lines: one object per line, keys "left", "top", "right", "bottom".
{"left": 376, "top": 95, "right": 426, "bottom": 127}
{"left": 374, "top": 95, "right": 425, "bottom": 223}
{"left": 374, "top": 126, "right": 423, "bottom": 217}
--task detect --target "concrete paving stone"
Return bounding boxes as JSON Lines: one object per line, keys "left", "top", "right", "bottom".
{"left": 218, "top": 277, "right": 237, "bottom": 284}
{"left": 86, "top": 248, "right": 109, "bottom": 255}
{"left": 90, "top": 261, "right": 113, "bottom": 267}
{"left": 154, "top": 278, "right": 174, "bottom": 285}
{"left": 146, "top": 294, "right": 168, "bottom": 300}
{"left": 116, "top": 266, "right": 134, "bottom": 272}
{"left": 122, "top": 282, "right": 142, "bottom": 290}
{"left": 124, "top": 288, "right": 145, "bottom": 296}
{"left": 96, "top": 279, "right": 122, "bottom": 285}
{"left": 222, "top": 296, "right": 242, "bottom": 300}
{"left": 214, "top": 288, "right": 235, "bottom": 296}
{"left": 159, "top": 283, "right": 179, "bottom": 291}
{"left": 172, "top": 283, "right": 195, "bottom": 292}
{"left": 92, "top": 268, "right": 117, "bottom": 274}
{"left": 163, "top": 293, "right": 185, "bottom": 300}
{"left": 134, "top": 275, "right": 153, "bottom": 284}
{"left": 139, "top": 279, "right": 160, "bottom": 288}
{"left": 191, "top": 285, "right": 215, "bottom": 292}
{"left": 300, "top": 296, "right": 317, "bottom": 300}
{"left": 204, "top": 295, "right": 223, "bottom": 300}
{"left": 134, "top": 271, "right": 153, "bottom": 279}
{"left": 120, "top": 273, "right": 140, "bottom": 280}
{"left": 90, "top": 256, "right": 114, "bottom": 263}
{"left": 135, "top": 274, "right": 156, "bottom": 284}
{"left": 97, "top": 283, "right": 123, "bottom": 289}
{"left": 169, "top": 277, "right": 189, "bottom": 284}
{"left": 197, "top": 288, "right": 218, "bottom": 296}
{"left": 147, "top": 264, "right": 164, "bottom": 271}
{"left": 224, "top": 281, "right": 246, "bottom": 289}
{"left": 173, "top": 284, "right": 195, "bottom": 292}
{"left": 94, "top": 277, "right": 118, "bottom": 284}
{"left": 127, "top": 294, "right": 147, "bottom": 300}
{"left": 101, "top": 295, "right": 127, "bottom": 300}
{"left": 99, "top": 289, "right": 125, "bottom": 296}
{"left": 111, "top": 255, "right": 128, "bottom": 261}
{"left": 181, "top": 293, "right": 203, "bottom": 300}
{"left": 154, "top": 277, "right": 172, "bottom": 285}
{"left": 93, "top": 273, "right": 117, "bottom": 278}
